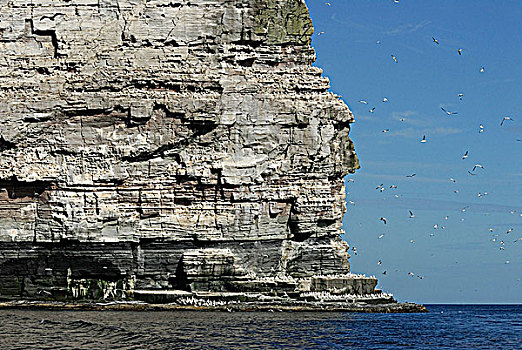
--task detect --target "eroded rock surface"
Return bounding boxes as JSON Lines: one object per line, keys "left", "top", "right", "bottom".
{"left": 0, "top": 0, "right": 386, "bottom": 305}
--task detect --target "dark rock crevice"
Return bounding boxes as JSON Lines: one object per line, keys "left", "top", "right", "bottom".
{"left": 0, "top": 136, "right": 16, "bottom": 152}
{"left": 25, "top": 19, "right": 60, "bottom": 58}
{"left": 0, "top": 177, "right": 55, "bottom": 200}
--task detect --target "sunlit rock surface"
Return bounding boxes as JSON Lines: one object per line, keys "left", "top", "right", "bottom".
{"left": 0, "top": 0, "right": 389, "bottom": 306}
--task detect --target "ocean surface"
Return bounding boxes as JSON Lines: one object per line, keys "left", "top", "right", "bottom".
{"left": 0, "top": 304, "right": 520, "bottom": 349}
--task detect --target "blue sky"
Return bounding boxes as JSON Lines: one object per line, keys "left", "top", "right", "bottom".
{"left": 306, "top": 0, "right": 522, "bottom": 304}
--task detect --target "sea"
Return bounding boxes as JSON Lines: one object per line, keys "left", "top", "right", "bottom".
{"left": 0, "top": 304, "right": 520, "bottom": 349}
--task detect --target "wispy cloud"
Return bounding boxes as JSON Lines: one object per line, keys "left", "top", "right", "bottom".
{"left": 360, "top": 160, "right": 450, "bottom": 170}
{"left": 476, "top": 78, "right": 517, "bottom": 87}
{"left": 438, "top": 103, "right": 458, "bottom": 110}
{"left": 330, "top": 14, "right": 382, "bottom": 33}
{"left": 353, "top": 168, "right": 522, "bottom": 188}
{"left": 386, "top": 127, "right": 463, "bottom": 138}
{"left": 395, "top": 41, "right": 428, "bottom": 56}
{"left": 383, "top": 20, "right": 432, "bottom": 36}
{"left": 391, "top": 111, "right": 431, "bottom": 127}
{"left": 382, "top": 111, "right": 463, "bottom": 138}
{"left": 349, "top": 196, "right": 522, "bottom": 214}
{"left": 500, "top": 125, "right": 522, "bottom": 134}
{"left": 356, "top": 110, "right": 435, "bottom": 128}
{"left": 353, "top": 172, "right": 453, "bottom": 185}
{"left": 354, "top": 113, "right": 377, "bottom": 122}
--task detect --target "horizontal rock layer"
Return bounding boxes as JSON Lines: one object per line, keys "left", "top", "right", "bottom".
{"left": 0, "top": 0, "right": 381, "bottom": 303}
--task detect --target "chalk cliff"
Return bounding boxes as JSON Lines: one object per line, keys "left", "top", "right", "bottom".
{"left": 0, "top": 0, "right": 390, "bottom": 307}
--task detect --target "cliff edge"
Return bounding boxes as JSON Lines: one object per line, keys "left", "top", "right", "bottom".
{"left": 0, "top": 0, "right": 422, "bottom": 311}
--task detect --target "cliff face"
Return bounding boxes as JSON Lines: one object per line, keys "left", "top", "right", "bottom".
{"left": 0, "top": 0, "right": 382, "bottom": 303}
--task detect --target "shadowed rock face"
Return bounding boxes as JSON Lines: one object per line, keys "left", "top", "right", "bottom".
{"left": 0, "top": 0, "right": 380, "bottom": 303}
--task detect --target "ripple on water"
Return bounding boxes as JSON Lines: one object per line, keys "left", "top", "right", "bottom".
{"left": 0, "top": 306, "right": 520, "bottom": 349}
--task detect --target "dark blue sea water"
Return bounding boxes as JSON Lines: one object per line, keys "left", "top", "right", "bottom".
{"left": 0, "top": 305, "right": 520, "bottom": 349}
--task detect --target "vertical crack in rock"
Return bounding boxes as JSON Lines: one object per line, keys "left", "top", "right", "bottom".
{"left": 0, "top": 0, "right": 390, "bottom": 307}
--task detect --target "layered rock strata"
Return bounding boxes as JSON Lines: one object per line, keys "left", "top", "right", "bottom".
{"left": 0, "top": 0, "right": 388, "bottom": 306}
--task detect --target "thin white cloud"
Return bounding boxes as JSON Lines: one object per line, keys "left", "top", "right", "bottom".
{"left": 348, "top": 196, "right": 522, "bottom": 214}
{"left": 391, "top": 111, "right": 431, "bottom": 127}
{"left": 383, "top": 20, "right": 432, "bottom": 36}
{"left": 439, "top": 103, "right": 457, "bottom": 109}
{"left": 353, "top": 172, "right": 451, "bottom": 184}
{"left": 395, "top": 41, "right": 428, "bottom": 56}
{"left": 354, "top": 114, "right": 377, "bottom": 121}
{"left": 347, "top": 167, "right": 522, "bottom": 189}
{"left": 330, "top": 14, "right": 382, "bottom": 33}
{"left": 386, "top": 126, "right": 463, "bottom": 138}
{"left": 501, "top": 125, "right": 522, "bottom": 134}
{"left": 355, "top": 110, "right": 440, "bottom": 130}
{"left": 476, "top": 78, "right": 517, "bottom": 87}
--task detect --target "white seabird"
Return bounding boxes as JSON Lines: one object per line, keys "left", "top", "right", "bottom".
{"left": 441, "top": 107, "right": 458, "bottom": 116}
{"left": 500, "top": 116, "right": 513, "bottom": 126}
